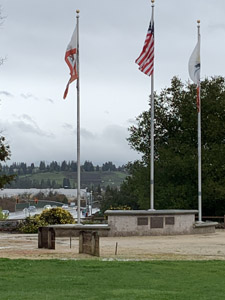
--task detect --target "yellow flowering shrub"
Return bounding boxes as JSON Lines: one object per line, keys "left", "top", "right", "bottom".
{"left": 39, "top": 207, "right": 74, "bottom": 225}
{"left": 19, "top": 207, "right": 75, "bottom": 233}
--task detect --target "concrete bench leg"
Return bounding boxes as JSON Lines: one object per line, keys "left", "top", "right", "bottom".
{"left": 79, "top": 231, "right": 99, "bottom": 257}
{"left": 48, "top": 228, "right": 55, "bottom": 249}
{"left": 38, "top": 227, "right": 43, "bottom": 248}
{"left": 79, "top": 231, "right": 84, "bottom": 254}
{"left": 92, "top": 232, "right": 99, "bottom": 257}
{"left": 38, "top": 227, "right": 55, "bottom": 249}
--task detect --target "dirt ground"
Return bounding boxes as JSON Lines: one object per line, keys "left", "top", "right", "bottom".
{"left": 0, "top": 230, "right": 225, "bottom": 260}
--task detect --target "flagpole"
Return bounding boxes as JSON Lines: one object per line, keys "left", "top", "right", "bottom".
{"left": 150, "top": 0, "right": 155, "bottom": 210}
{"left": 76, "top": 10, "right": 81, "bottom": 224}
{"left": 197, "top": 20, "right": 202, "bottom": 222}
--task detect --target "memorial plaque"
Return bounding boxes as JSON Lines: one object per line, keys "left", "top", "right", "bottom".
{"left": 150, "top": 217, "right": 164, "bottom": 228}
{"left": 165, "top": 216, "right": 175, "bottom": 225}
{"left": 137, "top": 217, "right": 148, "bottom": 226}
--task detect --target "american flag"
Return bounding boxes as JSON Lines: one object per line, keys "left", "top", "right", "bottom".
{"left": 135, "top": 18, "right": 154, "bottom": 76}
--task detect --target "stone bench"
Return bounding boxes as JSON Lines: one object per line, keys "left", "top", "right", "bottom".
{"left": 38, "top": 224, "right": 110, "bottom": 256}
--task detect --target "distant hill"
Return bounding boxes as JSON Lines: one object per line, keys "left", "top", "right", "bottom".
{"left": 1, "top": 160, "right": 128, "bottom": 190}
{"left": 6, "top": 171, "right": 128, "bottom": 190}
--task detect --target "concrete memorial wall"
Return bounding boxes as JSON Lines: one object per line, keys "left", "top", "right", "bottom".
{"left": 105, "top": 210, "right": 216, "bottom": 236}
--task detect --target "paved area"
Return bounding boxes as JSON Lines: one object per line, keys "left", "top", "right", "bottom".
{"left": 0, "top": 230, "right": 225, "bottom": 260}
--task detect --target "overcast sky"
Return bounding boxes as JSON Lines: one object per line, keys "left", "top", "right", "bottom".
{"left": 0, "top": 0, "right": 225, "bottom": 166}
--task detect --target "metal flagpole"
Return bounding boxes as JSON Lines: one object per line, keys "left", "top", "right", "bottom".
{"left": 197, "top": 20, "right": 202, "bottom": 222}
{"left": 76, "top": 10, "right": 81, "bottom": 224}
{"left": 150, "top": 0, "right": 155, "bottom": 210}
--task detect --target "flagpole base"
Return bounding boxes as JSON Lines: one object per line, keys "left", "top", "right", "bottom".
{"left": 195, "top": 220, "right": 204, "bottom": 224}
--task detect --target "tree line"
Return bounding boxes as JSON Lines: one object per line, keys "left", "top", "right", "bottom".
{"left": 0, "top": 160, "right": 126, "bottom": 176}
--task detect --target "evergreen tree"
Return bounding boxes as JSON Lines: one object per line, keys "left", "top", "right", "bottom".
{"left": 0, "top": 136, "right": 15, "bottom": 188}
{"left": 83, "top": 161, "right": 94, "bottom": 172}
{"left": 39, "top": 161, "right": 46, "bottom": 171}
{"left": 102, "top": 161, "right": 117, "bottom": 172}
{"left": 70, "top": 161, "right": 77, "bottom": 172}
{"left": 61, "top": 160, "right": 68, "bottom": 171}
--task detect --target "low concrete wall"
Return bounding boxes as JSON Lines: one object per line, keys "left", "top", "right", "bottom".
{"left": 193, "top": 222, "right": 217, "bottom": 234}
{"left": 0, "top": 219, "right": 22, "bottom": 232}
{"left": 104, "top": 209, "right": 216, "bottom": 236}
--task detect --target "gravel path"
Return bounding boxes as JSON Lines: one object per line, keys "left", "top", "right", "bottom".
{"left": 0, "top": 230, "right": 225, "bottom": 260}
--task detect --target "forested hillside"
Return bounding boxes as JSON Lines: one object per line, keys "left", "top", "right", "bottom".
{"left": 0, "top": 160, "right": 127, "bottom": 189}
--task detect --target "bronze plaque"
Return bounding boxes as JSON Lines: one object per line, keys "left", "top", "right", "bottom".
{"left": 165, "top": 217, "right": 175, "bottom": 225}
{"left": 137, "top": 217, "right": 148, "bottom": 226}
{"left": 150, "top": 217, "right": 164, "bottom": 228}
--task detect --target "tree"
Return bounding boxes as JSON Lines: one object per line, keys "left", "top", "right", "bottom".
{"left": 83, "top": 161, "right": 94, "bottom": 172}
{"left": 39, "top": 161, "right": 46, "bottom": 171}
{"left": 123, "top": 77, "right": 225, "bottom": 215}
{"left": 70, "top": 161, "right": 77, "bottom": 172}
{"left": 61, "top": 160, "right": 68, "bottom": 171}
{"left": 102, "top": 161, "right": 117, "bottom": 172}
{"left": 0, "top": 136, "right": 15, "bottom": 188}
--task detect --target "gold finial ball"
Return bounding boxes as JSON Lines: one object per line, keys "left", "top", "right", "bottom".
{"left": 76, "top": 9, "right": 80, "bottom": 14}
{"left": 197, "top": 20, "right": 200, "bottom": 24}
{"left": 151, "top": 0, "right": 155, "bottom": 3}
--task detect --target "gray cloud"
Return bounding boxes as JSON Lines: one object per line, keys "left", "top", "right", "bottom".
{"left": 80, "top": 128, "right": 95, "bottom": 139}
{"left": 62, "top": 123, "right": 74, "bottom": 133}
{"left": 14, "top": 120, "right": 54, "bottom": 138}
{"left": 8, "top": 115, "right": 55, "bottom": 138}
{"left": 20, "top": 93, "right": 38, "bottom": 100}
{"left": 46, "top": 98, "right": 54, "bottom": 104}
{"left": 0, "top": 91, "right": 14, "bottom": 97}
{"left": 208, "top": 23, "right": 225, "bottom": 32}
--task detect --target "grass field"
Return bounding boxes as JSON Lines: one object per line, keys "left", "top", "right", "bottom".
{"left": 21, "top": 171, "right": 127, "bottom": 189}
{"left": 0, "top": 259, "right": 225, "bottom": 299}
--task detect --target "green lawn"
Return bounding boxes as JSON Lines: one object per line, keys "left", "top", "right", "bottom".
{"left": 20, "top": 171, "right": 127, "bottom": 189}
{"left": 0, "top": 259, "right": 225, "bottom": 299}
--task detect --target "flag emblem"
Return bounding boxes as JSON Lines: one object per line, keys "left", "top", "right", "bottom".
{"left": 188, "top": 39, "right": 200, "bottom": 84}
{"left": 63, "top": 26, "right": 78, "bottom": 99}
{"left": 188, "top": 36, "right": 201, "bottom": 111}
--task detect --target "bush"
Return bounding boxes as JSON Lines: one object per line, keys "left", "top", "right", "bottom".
{"left": 0, "top": 208, "right": 7, "bottom": 220}
{"left": 39, "top": 207, "right": 74, "bottom": 225}
{"left": 19, "top": 215, "right": 46, "bottom": 233}
{"left": 19, "top": 208, "right": 75, "bottom": 233}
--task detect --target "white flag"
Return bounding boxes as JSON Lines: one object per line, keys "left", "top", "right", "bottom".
{"left": 188, "top": 39, "right": 200, "bottom": 84}
{"left": 63, "top": 26, "right": 78, "bottom": 99}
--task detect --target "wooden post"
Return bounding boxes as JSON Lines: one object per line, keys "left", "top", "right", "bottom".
{"left": 115, "top": 242, "right": 118, "bottom": 255}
